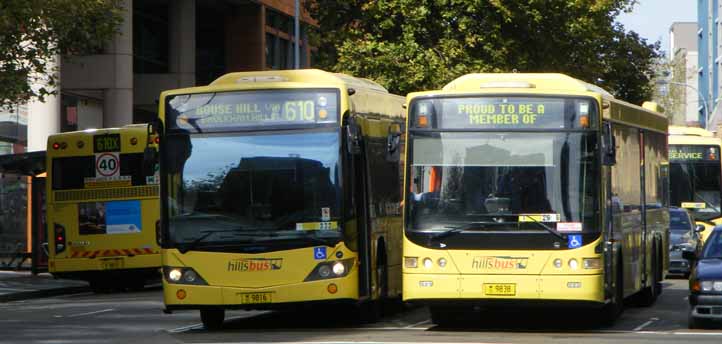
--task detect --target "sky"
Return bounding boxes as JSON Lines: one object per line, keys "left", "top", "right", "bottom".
{"left": 616, "top": 0, "right": 697, "bottom": 57}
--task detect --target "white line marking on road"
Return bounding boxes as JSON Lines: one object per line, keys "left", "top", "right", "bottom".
{"left": 65, "top": 308, "right": 115, "bottom": 318}
{"left": 673, "top": 332, "right": 722, "bottom": 336}
{"left": 632, "top": 317, "right": 658, "bottom": 331}
{"left": 403, "top": 319, "right": 432, "bottom": 328}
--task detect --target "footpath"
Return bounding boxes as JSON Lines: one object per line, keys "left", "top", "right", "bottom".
{"left": 0, "top": 270, "right": 89, "bottom": 302}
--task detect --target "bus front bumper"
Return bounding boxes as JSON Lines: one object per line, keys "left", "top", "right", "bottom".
{"left": 163, "top": 274, "right": 359, "bottom": 310}
{"left": 49, "top": 254, "right": 160, "bottom": 277}
{"left": 403, "top": 273, "right": 605, "bottom": 306}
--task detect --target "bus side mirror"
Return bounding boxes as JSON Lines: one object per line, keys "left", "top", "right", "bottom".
{"left": 602, "top": 122, "right": 616, "bottom": 165}
{"left": 346, "top": 119, "right": 361, "bottom": 155}
{"left": 386, "top": 123, "right": 402, "bottom": 162}
{"left": 695, "top": 224, "right": 706, "bottom": 233}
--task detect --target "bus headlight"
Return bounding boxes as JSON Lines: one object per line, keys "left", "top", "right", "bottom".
{"left": 583, "top": 258, "right": 601, "bottom": 269}
{"left": 163, "top": 267, "right": 208, "bottom": 285}
{"left": 437, "top": 258, "right": 447, "bottom": 268}
{"left": 702, "top": 281, "right": 714, "bottom": 292}
{"left": 169, "top": 269, "right": 182, "bottom": 282}
{"left": 332, "top": 262, "right": 345, "bottom": 276}
{"left": 304, "top": 258, "right": 354, "bottom": 282}
{"left": 568, "top": 259, "right": 579, "bottom": 270}
{"left": 319, "top": 265, "right": 332, "bottom": 278}
{"left": 423, "top": 258, "right": 433, "bottom": 269}
{"left": 553, "top": 259, "right": 562, "bottom": 268}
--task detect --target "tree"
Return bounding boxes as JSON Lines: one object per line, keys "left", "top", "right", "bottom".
{"left": 0, "top": 0, "right": 124, "bottom": 109}
{"left": 308, "top": 0, "right": 661, "bottom": 105}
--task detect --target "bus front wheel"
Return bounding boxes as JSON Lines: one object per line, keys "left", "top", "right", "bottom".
{"left": 200, "top": 309, "right": 225, "bottom": 330}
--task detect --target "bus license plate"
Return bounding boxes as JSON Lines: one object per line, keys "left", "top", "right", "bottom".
{"left": 484, "top": 283, "right": 516, "bottom": 296}
{"left": 100, "top": 258, "right": 124, "bottom": 270}
{"left": 238, "top": 292, "right": 273, "bottom": 304}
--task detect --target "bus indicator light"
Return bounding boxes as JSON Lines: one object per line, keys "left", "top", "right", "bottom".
{"left": 130, "top": 137, "right": 138, "bottom": 145}
{"left": 579, "top": 115, "right": 589, "bottom": 128}
{"left": 327, "top": 283, "right": 338, "bottom": 294}
{"left": 319, "top": 109, "right": 328, "bottom": 119}
{"left": 417, "top": 115, "right": 429, "bottom": 127}
{"left": 77, "top": 141, "right": 85, "bottom": 149}
{"left": 176, "top": 289, "right": 187, "bottom": 300}
{"left": 52, "top": 142, "right": 60, "bottom": 150}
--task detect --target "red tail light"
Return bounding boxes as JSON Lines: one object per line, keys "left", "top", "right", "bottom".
{"left": 54, "top": 223, "right": 66, "bottom": 254}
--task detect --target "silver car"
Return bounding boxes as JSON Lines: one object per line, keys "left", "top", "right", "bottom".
{"left": 669, "top": 207, "right": 704, "bottom": 278}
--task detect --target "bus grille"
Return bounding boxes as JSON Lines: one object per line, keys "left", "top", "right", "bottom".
{"left": 54, "top": 186, "right": 159, "bottom": 202}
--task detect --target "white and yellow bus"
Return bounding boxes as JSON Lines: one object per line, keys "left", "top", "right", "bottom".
{"left": 402, "top": 73, "right": 669, "bottom": 325}
{"left": 668, "top": 126, "right": 722, "bottom": 243}
{"left": 158, "top": 69, "right": 406, "bottom": 329}
{"left": 46, "top": 125, "right": 160, "bottom": 291}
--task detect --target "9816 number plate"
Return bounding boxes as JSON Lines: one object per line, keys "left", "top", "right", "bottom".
{"left": 484, "top": 283, "right": 516, "bottom": 296}
{"left": 238, "top": 292, "right": 273, "bottom": 304}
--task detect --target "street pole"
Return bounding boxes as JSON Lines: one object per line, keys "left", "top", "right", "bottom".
{"left": 665, "top": 81, "right": 711, "bottom": 129}
{"left": 294, "top": 0, "right": 300, "bottom": 69}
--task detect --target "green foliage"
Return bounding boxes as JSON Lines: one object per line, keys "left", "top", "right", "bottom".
{"left": 308, "top": 0, "right": 660, "bottom": 105}
{"left": 0, "top": 0, "right": 123, "bottom": 109}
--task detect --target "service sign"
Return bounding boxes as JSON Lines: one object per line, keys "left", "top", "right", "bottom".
{"left": 413, "top": 96, "right": 595, "bottom": 129}
{"left": 669, "top": 145, "right": 720, "bottom": 161}
{"left": 167, "top": 89, "right": 339, "bottom": 132}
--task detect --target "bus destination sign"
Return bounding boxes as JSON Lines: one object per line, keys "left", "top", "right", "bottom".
{"left": 168, "top": 90, "right": 339, "bottom": 132}
{"left": 669, "top": 145, "right": 719, "bottom": 161}
{"left": 413, "top": 97, "right": 594, "bottom": 130}
{"left": 94, "top": 134, "right": 121, "bottom": 153}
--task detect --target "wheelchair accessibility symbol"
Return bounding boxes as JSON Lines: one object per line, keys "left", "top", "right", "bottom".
{"left": 313, "top": 247, "right": 327, "bottom": 260}
{"left": 568, "top": 234, "right": 582, "bottom": 249}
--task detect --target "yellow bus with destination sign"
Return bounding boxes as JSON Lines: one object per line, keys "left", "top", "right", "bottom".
{"left": 157, "top": 69, "right": 406, "bottom": 329}
{"left": 402, "top": 73, "right": 669, "bottom": 325}
{"left": 668, "top": 126, "right": 722, "bottom": 243}
{"left": 46, "top": 125, "right": 161, "bottom": 291}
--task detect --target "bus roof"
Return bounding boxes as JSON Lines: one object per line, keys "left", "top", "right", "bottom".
{"left": 47, "top": 124, "right": 148, "bottom": 141}
{"left": 441, "top": 73, "right": 614, "bottom": 97}
{"left": 207, "top": 69, "right": 390, "bottom": 94}
{"left": 669, "top": 125, "right": 722, "bottom": 146}
{"left": 669, "top": 125, "right": 715, "bottom": 137}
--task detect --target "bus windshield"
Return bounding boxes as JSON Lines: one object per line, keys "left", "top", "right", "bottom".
{"left": 407, "top": 131, "right": 598, "bottom": 233}
{"left": 165, "top": 129, "right": 342, "bottom": 251}
{"left": 670, "top": 162, "right": 722, "bottom": 221}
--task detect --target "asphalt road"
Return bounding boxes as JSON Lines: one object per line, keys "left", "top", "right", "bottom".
{"left": 1, "top": 278, "right": 721, "bottom": 344}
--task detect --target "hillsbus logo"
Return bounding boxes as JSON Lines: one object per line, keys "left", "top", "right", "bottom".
{"left": 472, "top": 256, "right": 528, "bottom": 270}
{"left": 228, "top": 258, "right": 283, "bottom": 272}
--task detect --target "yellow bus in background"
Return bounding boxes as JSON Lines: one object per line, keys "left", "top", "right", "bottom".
{"left": 402, "top": 73, "right": 669, "bottom": 325}
{"left": 46, "top": 125, "right": 161, "bottom": 292}
{"left": 668, "top": 126, "right": 722, "bottom": 243}
{"left": 158, "top": 69, "right": 405, "bottom": 329}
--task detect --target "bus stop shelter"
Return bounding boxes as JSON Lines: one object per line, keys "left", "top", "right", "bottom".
{"left": 0, "top": 151, "right": 47, "bottom": 274}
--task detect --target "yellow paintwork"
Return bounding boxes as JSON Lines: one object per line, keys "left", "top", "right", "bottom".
{"left": 163, "top": 244, "right": 359, "bottom": 306}
{"left": 158, "top": 69, "right": 405, "bottom": 308}
{"left": 46, "top": 125, "right": 160, "bottom": 277}
{"left": 669, "top": 125, "right": 722, "bottom": 243}
{"left": 403, "top": 73, "right": 668, "bottom": 306}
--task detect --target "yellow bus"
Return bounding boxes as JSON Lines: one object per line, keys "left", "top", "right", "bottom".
{"left": 668, "top": 125, "right": 722, "bottom": 243}
{"left": 46, "top": 125, "right": 161, "bottom": 292}
{"left": 158, "top": 69, "right": 405, "bottom": 329}
{"left": 402, "top": 73, "right": 669, "bottom": 325}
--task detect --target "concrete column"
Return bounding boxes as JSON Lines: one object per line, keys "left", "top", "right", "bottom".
{"left": 103, "top": 0, "right": 133, "bottom": 127}
{"left": 27, "top": 55, "right": 60, "bottom": 152}
{"left": 169, "top": 0, "right": 196, "bottom": 87}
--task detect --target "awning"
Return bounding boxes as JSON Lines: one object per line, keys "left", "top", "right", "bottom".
{"left": 0, "top": 151, "right": 46, "bottom": 176}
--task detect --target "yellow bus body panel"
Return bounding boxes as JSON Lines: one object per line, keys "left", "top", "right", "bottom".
{"left": 46, "top": 125, "right": 160, "bottom": 277}
{"left": 163, "top": 243, "right": 359, "bottom": 306}
{"left": 403, "top": 236, "right": 604, "bottom": 303}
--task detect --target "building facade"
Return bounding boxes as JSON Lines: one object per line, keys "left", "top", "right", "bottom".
{"left": 698, "top": 0, "right": 722, "bottom": 130}
{"left": 24, "top": 0, "right": 316, "bottom": 153}
{"left": 669, "top": 22, "right": 700, "bottom": 126}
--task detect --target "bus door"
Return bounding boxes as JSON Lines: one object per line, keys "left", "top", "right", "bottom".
{"left": 602, "top": 122, "right": 617, "bottom": 299}
{"left": 346, "top": 117, "right": 372, "bottom": 299}
{"left": 639, "top": 131, "right": 648, "bottom": 287}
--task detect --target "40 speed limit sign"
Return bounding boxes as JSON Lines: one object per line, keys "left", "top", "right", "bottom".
{"left": 95, "top": 152, "right": 120, "bottom": 178}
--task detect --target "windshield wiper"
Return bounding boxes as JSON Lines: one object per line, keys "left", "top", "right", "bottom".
{"left": 519, "top": 215, "right": 565, "bottom": 239}
{"left": 430, "top": 221, "right": 505, "bottom": 241}
{"left": 693, "top": 191, "right": 721, "bottom": 214}
{"left": 178, "top": 227, "right": 255, "bottom": 253}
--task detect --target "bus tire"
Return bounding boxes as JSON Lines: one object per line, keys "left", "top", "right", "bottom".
{"left": 602, "top": 253, "right": 624, "bottom": 325}
{"left": 200, "top": 309, "right": 225, "bottom": 330}
{"left": 636, "top": 242, "right": 659, "bottom": 307}
{"left": 430, "top": 306, "right": 470, "bottom": 327}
